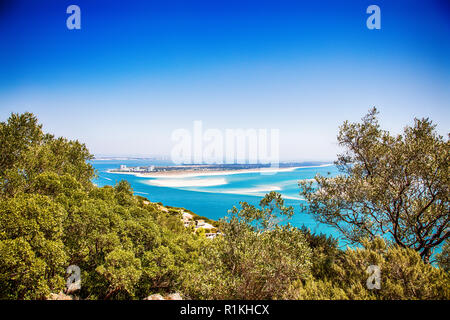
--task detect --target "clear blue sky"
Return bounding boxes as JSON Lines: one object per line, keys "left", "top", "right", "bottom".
{"left": 0, "top": 0, "right": 449, "bottom": 160}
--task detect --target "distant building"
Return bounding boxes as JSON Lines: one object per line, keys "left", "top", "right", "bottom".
{"left": 182, "top": 211, "right": 194, "bottom": 227}
{"left": 182, "top": 211, "right": 193, "bottom": 221}
{"left": 120, "top": 164, "right": 127, "bottom": 170}
{"left": 195, "top": 220, "right": 215, "bottom": 230}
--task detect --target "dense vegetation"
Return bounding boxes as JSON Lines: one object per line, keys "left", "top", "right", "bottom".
{"left": 0, "top": 112, "right": 448, "bottom": 300}
{"left": 300, "top": 108, "right": 449, "bottom": 262}
{"left": 0, "top": 113, "right": 207, "bottom": 299}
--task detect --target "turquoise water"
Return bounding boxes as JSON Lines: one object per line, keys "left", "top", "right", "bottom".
{"left": 92, "top": 160, "right": 444, "bottom": 258}
{"left": 92, "top": 160, "right": 341, "bottom": 238}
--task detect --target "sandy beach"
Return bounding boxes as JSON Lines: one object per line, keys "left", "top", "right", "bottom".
{"left": 107, "top": 164, "right": 332, "bottom": 179}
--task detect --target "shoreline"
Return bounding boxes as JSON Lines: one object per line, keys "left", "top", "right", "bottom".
{"left": 107, "top": 164, "right": 333, "bottom": 179}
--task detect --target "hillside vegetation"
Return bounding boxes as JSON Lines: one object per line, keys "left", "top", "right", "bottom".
{"left": 0, "top": 112, "right": 448, "bottom": 300}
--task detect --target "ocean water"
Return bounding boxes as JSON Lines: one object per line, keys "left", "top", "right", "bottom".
{"left": 91, "top": 160, "right": 341, "bottom": 238}
{"left": 91, "top": 160, "right": 446, "bottom": 258}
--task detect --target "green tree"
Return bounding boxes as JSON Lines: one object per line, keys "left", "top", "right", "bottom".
{"left": 332, "top": 239, "right": 449, "bottom": 299}
{"left": 96, "top": 249, "right": 142, "bottom": 299}
{"left": 436, "top": 240, "right": 450, "bottom": 272}
{"left": 300, "top": 109, "right": 449, "bottom": 262}
{"left": 0, "top": 112, "right": 204, "bottom": 299}
{"left": 183, "top": 192, "right": 312, "bottom": 299}
{"left": 299, "top": 226, "right": 341, "bottom": 280}
{"left": 0, "top": 112, "right": 94, "bottom": 197}
{"left": 0, "top": 194, "right": 68, "bottom": 299}
{"left": 0, "top": 112, "right": 44, "bottom": 175}
{"left": 285, "top": 239, "right": 449, "bottom": 300}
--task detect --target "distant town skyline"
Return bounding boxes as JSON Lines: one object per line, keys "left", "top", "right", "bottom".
{"left": 1, "top": 0, "right": 449, "bottom": 161}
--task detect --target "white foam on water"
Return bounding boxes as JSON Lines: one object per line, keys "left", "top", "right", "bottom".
{"left": 134, "top": 191, "right": 149, "bottom": 195}
{"left": 143, "top": 178, "right": 228, "bottom": 188}
{"left": 189, "top": 184, "right": 304, "bottom": 201}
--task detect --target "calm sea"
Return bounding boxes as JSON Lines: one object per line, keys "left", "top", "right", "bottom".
{"left": 91, "top": 159, "right": 341, "bottom": 239}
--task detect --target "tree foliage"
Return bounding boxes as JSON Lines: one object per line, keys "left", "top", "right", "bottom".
{"left": 300, "top": 108, "right": 449, "bottom": 262}
{"left": 182, "top": 192, "right": 312, "bottom": 299}
{"left": 285, "top": 238, "right": 449, "bottom": 300}
{"left": 436, "top": 239, "right": 450, "bottom": 272}
{"left": 0, "top": 113, "right": 203, "bottom": 299}
{"left": 1, "top": 112, "right": 447, "bottom": 300}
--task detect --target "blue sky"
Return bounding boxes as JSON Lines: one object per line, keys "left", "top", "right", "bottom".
{"left": 0, "top": 0, "right": 449, "bottom": 161}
